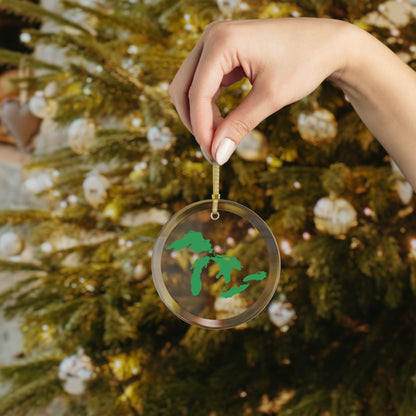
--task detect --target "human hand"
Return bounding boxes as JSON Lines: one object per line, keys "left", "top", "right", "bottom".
{"left": 169, "top": 18, "right": 352, "bottom": 165}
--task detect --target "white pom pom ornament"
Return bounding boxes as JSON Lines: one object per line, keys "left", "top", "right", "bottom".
{"left": 83, "top": 171, "right": 110, "bottom": 208}
{"left": 68, "top": 118, "right": 96, "bottom": 155}
{"left": 58, "top": 349, "right": 95, "bottom": 395}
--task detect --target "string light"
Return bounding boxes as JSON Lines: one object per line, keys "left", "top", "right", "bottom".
{"left": 363, "top": 207, "right": 373, "bottom": 217}
{"left": 302, "top": 231, "right": 311, "bottom": 241}
{"left": 410, "top": 238, "right": 416, "bottom": 257}
{"left": 281, "top": 240, "right": 292, "bottom": 255}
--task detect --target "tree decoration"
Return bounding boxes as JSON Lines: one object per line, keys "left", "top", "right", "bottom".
{"left": 146, "top": 123, "right": 174, "bottom": 150}
{"left": 68, "top": 118, "right": 96, "bottom": 155}
{"left": 1, "top": 99, "right": 41, "bottom": 151}
{"left": 24, "top": 172, "right": 53, "bottom": 194}
{"left": 297, "top": 107, "right": 338, "bottom": 145}
{"left": 58, "top": 349, "right": 95, "bottom": 395}
{"left": 313, "top": 196, "right": 358, "bottom": 237}
{"left": 267, "top": 294, "right": 296, "bottom": 330}
{"left": 82, "top": 171, "right": 110, "bottom": 208}
{"left": 216, "top": 0, "right": 241, "bottom": 18}
{"left": 133, "top": 263, "right": 147, "bottom": 281}
{"left": 391, "top": 159, "right": 414, "bottom": 204}
{"left": 0, "top": 230, "right": 25, "bottom": 257}
{"left": 236, "top": 129, "right": 269, "bottom": 162}
{"left": 28, "top": 91, "right": 57, "bottom": 119}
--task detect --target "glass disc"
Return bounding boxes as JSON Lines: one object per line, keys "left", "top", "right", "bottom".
{"left": 152, "top": 200, "right": 280, "bottom": 329}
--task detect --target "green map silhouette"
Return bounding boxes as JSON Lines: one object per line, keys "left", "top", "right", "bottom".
{"left": 167, "top": 230, "right": 266, "bottom": 298}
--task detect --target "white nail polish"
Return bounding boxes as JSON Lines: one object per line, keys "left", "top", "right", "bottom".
{"left": 200, "top": 146, "right": 213, "bottom": 164}
{"left": 215, "top": 138, "right": 236, "bottom": 166}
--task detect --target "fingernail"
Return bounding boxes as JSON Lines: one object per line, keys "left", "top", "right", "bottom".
{"left": 200, "top": 146, "right": 213, "bottom": 164}
{"left": 215, "top": 138, "right": 236, "bottom": 166}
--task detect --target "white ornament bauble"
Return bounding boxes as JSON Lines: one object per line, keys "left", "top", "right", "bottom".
{"left": 268, "top": 297, "right": 296, "bottom": 328}
{"left": 297, "top": 108, "right": 338, "bottom": 145}
{"left": 390, "top": 159, "right": 414, "bottom": 204}
{"left": 0, "top": 231, "right": 24, "bottom": 257}
{"left": 146, "top": 125, "right": 173, "bottom": 150}
{"left": 83, "top": 172, "right": 110, "bottom": 208}
{"left": 133, "top": 263, "right": 147, "bottom": 280}
{"left": 216, "top": 0, "right": 240, "bottom": 16}
{"left": 313, "top": 196, "right": 358, "bottom": 237}
{"left": 28, "top": 92, "right": 57, "bottom": 119}
{"left": 236, "top": 129, "right": 268, "bottom": 162}
{"left": 58, "top": 350, "right": 94, "bottom": 395}
{"left": 397, "top": 180, "right": 413, "bottom": 205}
{"left": 68, "top": 118, "right": 96, "bottom": 155}
{"left": 24, "top": 172, "right": 53, "bottom": 194}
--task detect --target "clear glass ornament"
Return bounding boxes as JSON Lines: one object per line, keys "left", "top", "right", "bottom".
{"left": 152, "top": 199, "right": 280, "bottom": 329}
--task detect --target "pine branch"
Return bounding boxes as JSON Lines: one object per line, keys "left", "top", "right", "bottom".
{"left": 0, "top": 359, "right": 61, "bottom": 415}
{"left": 0, "top": 49, "right": 61, "bottom": 71}
{"left": 62, "top": 0, "right": 162, "bottom": 39}
{"left": 0, "top": 209, "right": 52, "bottom": 226}
{"left": 0, "top": 0, "right": 90, "bottom": 34}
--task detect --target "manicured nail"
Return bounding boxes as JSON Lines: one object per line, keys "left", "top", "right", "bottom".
{"left": 200, "top": 146, "right": 213, "bottom": 164}
{"left": 215, "top": 138, "right": 236, "bottom": 166}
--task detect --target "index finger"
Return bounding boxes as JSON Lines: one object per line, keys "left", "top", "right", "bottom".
{"left": 188, "top": 39, "right": 234, "bottom": 152}
{"left": 169, "top": 35, "right": 206, "bottom": 134}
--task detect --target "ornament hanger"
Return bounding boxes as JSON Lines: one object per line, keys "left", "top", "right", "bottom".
{"left": 211, "top": 162, "right": 220, "bottom": 220}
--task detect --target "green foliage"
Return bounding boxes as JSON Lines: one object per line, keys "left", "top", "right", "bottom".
{"left": 0, "top": 0, "right": 416, "bottom": 415}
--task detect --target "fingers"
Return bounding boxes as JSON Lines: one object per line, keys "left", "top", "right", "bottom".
{"left": 170, "top": 21, "right": 272, "bottom": 165}
{"left": 168, "top": 34, "right": 206, "bottom": 134}
{"left": 212, "top": 80, "right": 277, "bottom": 165}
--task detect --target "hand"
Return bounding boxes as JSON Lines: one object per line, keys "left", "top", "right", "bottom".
{"left": 169, "top": 18, "right": 352, "bottom": 165}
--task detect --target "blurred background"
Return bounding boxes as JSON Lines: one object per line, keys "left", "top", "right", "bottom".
{"left": 0, "top": 1, "right": 416, "bottom": 415}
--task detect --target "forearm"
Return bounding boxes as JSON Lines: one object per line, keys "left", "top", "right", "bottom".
{"left": 330, "top": 24, "right": 416, "bottom": 189}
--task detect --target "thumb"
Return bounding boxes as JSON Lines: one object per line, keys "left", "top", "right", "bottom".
{"left": 212, "top": 83, "right": 276, "bottom": 165}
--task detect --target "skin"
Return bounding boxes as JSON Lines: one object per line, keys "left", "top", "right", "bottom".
{"left": 169, "top": 18, "right": 416, "bottom": 189}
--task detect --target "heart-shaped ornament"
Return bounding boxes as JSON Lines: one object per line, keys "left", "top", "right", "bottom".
{"left": 1, "top": 99, "right": 41, "bottom": 152}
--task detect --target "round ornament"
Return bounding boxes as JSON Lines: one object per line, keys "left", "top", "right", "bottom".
{"left": 297, "top": 108, "right": 337, "bottom": 145}
{"left": 83, "top": 171, "right": 110, "bottom": 208}
{"left": 216, "top": 0, "right": 241, "bottom": 17}
{"left": 236, "top": 129, "right": 269, "bottom": 162}
{"left": 268, "top": 294, "right": 296, "bottom": 329}
{"left": 146, "top": 124, "right": 173, "bottom": 150}
{"left": 152, "top": 199, "right": 280, "bottom": 329}
{"left": 0, "top": 230, "right": 24, "bottom": 257}
{"left": 397, "top": 180, "right": 413, "bottom": 205}
{"left": 68, "top": 118, "right": 96, "bottom": 155}
{"left": 313, "top": 196, "right": 357, "bottom": 237}
{"left": 28, "top": 92, "right": 57, "bottom": 119}
{"left": 58, "top": 350, "right": 95, "bottom": 395}
{"left": 390, "top": 159, "right": 414, "bottom": 204}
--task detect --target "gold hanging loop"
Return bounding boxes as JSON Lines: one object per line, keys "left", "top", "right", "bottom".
{"left": 211, "top": 163, "right": 220, "bottom": 220}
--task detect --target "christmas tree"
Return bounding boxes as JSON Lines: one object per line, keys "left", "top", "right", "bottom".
{"left": 0, "top": 0, "right": 416, "bottom": 415}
